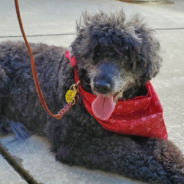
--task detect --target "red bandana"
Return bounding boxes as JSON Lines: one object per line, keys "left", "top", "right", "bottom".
{"left": 65, "top": 51, "right": 168, "bottom": 140}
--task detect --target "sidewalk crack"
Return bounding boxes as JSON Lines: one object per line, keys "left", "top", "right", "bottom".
{"left": 0, "top": 142, "right": 41, "bottom": 184}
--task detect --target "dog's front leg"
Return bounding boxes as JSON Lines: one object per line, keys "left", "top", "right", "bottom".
{"left": 46, "top": 114, "right": 184, "bottom": 184}
{"left": 53, "top": 133, "right": 184, "bottom": 184}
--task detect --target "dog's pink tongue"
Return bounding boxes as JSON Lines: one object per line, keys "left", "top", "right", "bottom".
{"left": 91, "top": 95, "right": 115, "bottom": 121}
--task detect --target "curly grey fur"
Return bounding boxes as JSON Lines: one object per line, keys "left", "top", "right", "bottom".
{"left": 0, "top": 10, "right": 184, "bottom": 184}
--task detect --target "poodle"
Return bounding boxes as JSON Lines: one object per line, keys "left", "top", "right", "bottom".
{"left": 0, "top": 10, "right": 184, "bottom": 184}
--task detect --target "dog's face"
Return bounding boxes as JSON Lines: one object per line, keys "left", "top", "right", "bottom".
{"left": 71, "top": 11, "right": 162, "bottom": 109}
{"left": 78, "top": 44, "right": 137, "bottom": 102}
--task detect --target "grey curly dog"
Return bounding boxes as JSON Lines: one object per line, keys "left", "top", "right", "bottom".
{"left": 0, "top": 10, "right": 184, "bottom": 184}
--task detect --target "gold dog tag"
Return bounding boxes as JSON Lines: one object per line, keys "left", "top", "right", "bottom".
{"left": 65, "top": 81, "right": 80, "bottom": 104}
{"left": 65, "top": 90, "right": 75, "bottom": 103}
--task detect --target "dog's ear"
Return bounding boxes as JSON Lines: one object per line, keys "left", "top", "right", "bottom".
{"left": 126, "top": 15, "right": 162, "bottom": 84}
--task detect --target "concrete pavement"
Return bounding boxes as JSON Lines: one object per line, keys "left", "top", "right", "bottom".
{"left": 0, "top": 0, "right": 184, "bottom": 183}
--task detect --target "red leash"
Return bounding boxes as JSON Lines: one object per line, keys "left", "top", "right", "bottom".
{"left": 14, "top": 0, "right": 78, "bottom": 119}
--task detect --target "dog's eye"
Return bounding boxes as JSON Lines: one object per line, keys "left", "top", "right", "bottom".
{"left": 124, "top": 55, "right": 130, "bottom": 61}
{"left": 122, "top": 55, "right": 133, "bottom": 69}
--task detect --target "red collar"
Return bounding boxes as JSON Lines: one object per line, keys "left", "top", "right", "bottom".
{"left": 65, "top": 51, "right": 168, "bottom": 140}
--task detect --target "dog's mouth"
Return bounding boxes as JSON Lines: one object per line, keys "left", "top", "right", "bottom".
{"left": 91, "top": 92, "right": 121, "bottom": 121}
{"left": 81, "top": 75, "right": 125, "bottom": 120}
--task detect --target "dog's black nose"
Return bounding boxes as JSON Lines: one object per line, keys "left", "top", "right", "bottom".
{"left": 94, "top": 81, "right": 111, "bottom": 94}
